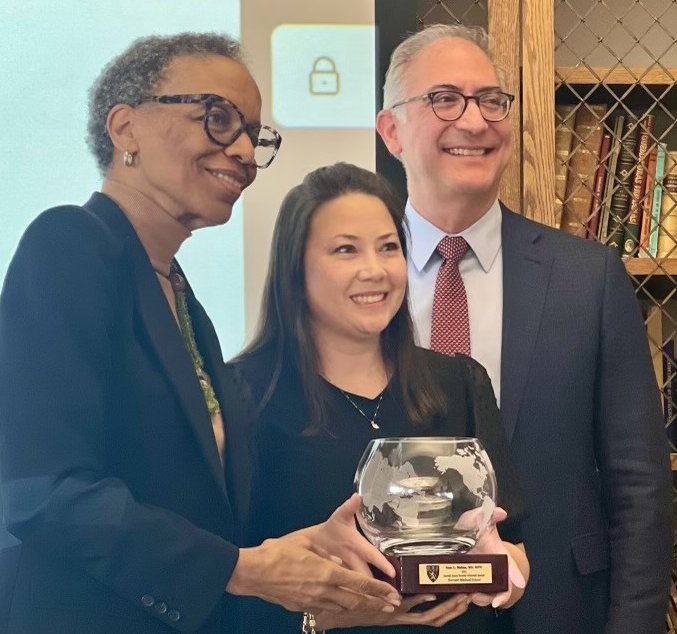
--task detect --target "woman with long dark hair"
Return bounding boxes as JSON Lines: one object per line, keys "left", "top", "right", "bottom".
{"left": 228, "top": 162, "right": 529, "bottom": 633}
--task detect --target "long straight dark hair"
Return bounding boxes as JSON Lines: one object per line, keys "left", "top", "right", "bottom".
{"left": 235, "top": 162, "right": 447, "bottom": 429}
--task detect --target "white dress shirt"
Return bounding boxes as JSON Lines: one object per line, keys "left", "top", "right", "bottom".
{"left": 406, "top": 199, "right": 504, "bottom": 404}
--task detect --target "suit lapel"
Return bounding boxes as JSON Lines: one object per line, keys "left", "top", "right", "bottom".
{"left": 130, "top": 249, "right": 230, "bottom": 503}
{"left": 213, "top": 362, "right": 254, "bottom": 532}
{"left": 500, "top": 206, "right": 552, "bottom": 442}
{"left": 188, "top": 291, "right": 253, "bottom": 528}
{"left": 133, "top": 251, "right": 229, "bottom": 494}
{"left": 83, "top": 195, "right": 230, "bottom": 505}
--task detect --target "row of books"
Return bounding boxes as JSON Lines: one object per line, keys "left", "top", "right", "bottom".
{"left": 646, "top": 303, "right": 677, "bottom": 450}
{"left": 556, "top": 104, "right": 677, "bottom": 258}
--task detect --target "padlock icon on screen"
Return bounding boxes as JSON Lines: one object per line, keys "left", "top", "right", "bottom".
{"left": 309, "top": 57, "right": 340, "bottom": 95}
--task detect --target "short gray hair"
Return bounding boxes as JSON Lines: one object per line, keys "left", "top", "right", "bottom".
{"left": 382, "top": 24, "right": 505, "bottom": 110}
{"left": 87, "top": 32, "right": 245, "bottom": 174}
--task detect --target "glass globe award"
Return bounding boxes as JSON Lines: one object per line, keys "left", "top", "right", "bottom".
{"left": 354, "top": 437, "right": 507, "bottom": 594}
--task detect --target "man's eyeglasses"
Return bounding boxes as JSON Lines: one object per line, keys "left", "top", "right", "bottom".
{"left": 137, "top": 93, "right": 282, "bottom": 169}
{"left": 390, "top": 90, "right": 514, "bottom": 123}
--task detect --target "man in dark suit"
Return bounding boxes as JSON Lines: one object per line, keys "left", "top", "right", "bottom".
{"left": 0, "top": 32, "right": 399, "bottom": 634}
{"left": 376, "top": 23, "right": 672, "bottom": 634}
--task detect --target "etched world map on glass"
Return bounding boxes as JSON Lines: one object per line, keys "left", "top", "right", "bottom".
{"left": 356, "top": 438, "right": 497, "bottom": 555}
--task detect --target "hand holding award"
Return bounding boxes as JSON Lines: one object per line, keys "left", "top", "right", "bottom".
{"left": 355, "top": 437, "right": 516, "bottom": 595}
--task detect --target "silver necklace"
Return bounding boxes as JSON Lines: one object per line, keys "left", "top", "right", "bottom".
{"left": 340, "top": 389, "right": 384, "bottom": 430}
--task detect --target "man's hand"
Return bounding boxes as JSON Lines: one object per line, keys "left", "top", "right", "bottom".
{"left": 315, "top": 592, "right": 471, "bottom": 629}
{"left": 226, "top": 495, "right": 401, "bottom": 614}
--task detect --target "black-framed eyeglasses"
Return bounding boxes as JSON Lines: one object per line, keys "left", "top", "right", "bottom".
{"left": 137, "top": 93, "right": 282, "bottom": 169}
{"left": 391, "top": 89, "right": 514, "bottom": 123}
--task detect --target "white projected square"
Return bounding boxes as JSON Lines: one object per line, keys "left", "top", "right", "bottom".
{"left": 271, "top": 24, "right": 375, "bottom": 128}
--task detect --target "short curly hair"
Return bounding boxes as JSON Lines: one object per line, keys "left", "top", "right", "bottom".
{"left": 87, "top": 32, "right": 245, "bottom": 174}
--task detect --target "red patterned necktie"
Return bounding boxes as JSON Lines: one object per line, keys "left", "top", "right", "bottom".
{"left": 430, "top": 236, "right": 470, "bottom": 356}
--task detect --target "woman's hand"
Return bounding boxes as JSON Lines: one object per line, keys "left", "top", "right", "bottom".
{"left": 315, "top": 592, "right": 471, "bottom": 630}
{"left": 465, "top": 507, "right": 529, "bottom": 609}
{"left": 295, "top": 493, "right": 396, "bottom": 578}
{"left": 226, "top": 494, "right": 401, "bottom": 615}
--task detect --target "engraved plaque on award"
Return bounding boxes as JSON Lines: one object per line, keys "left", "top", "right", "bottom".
{"left": 354, "top": 437, "right": 507, "bottom": 594}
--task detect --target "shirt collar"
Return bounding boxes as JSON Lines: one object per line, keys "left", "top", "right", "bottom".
{"left": 405, "top": 199, "right": 502, "bottom": 273}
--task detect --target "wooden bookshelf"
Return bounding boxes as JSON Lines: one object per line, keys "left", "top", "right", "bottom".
{"left": 625, "top": 259, "right": 677, "bottom": 299}
{"left": 508, "top": 6, "right": 677, "bottom": 631}
{"left": 625, "top": 259, "right": 677, "bottom": 277}
{"left": 556, "top": 67, "right": 677, "bottom": 86}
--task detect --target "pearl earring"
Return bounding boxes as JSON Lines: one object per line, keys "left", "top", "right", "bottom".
{"left": 123, "top": 150, "right": 135, "bottom": 167}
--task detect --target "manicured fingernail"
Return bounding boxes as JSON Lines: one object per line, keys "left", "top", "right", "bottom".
{"left": 382, "top": 605, "right": 396, "bottom": 613}
{"left": 424, "top": 595, "right": 436, "bottom": 601}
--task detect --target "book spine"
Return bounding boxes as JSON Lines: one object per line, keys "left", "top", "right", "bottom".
{"left": 599, "top": 114, "right": 625, "bottom": 241}
{"left": 586, "top": 132, "right": 612, "bottom": 239}
{"left": 560, "top": 104, "right": 608, "bottom": 238}
{"left": 662, "top": 339, "right": 677, "bottom": 451}
{"left": 648, "top": 143, "right": 667, "bottom": 258}
{"left": 554, "top": 105, "right": 576, "bottom": 231}
{"left": 657, "top": 154, "right": 677, "bottom": 258}
{"left": 606, "top": 117, "right": 640, "bottom": 251}
{"left": 638, "top": 146, "right": 658, "bottom": 257}
{"left": 622, "top": 114, "right": 655, "bottom": 256}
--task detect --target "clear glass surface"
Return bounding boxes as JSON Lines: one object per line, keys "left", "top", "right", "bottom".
{"left": 354, "top": 437, "right": 497, "bottom": 556}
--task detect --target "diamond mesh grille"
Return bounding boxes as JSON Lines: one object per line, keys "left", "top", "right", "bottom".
{"left": 416, "top": 0, "right": 488, "bottom": 26}
{"left": 554, "top": 0, "right": 676, "bottom": 444}
{"left": 555, "top": 3, "right": 677, "bottom": 628}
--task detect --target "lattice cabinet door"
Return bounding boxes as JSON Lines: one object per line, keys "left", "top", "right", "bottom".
{"left": 523, "top": 1, "right": 677, "bottom": 629}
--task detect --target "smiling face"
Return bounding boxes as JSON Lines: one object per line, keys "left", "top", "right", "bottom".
{"left": 303, "top": 192, "right": 408, "bottom": 348}
{"left": 378, "top": 37, "right": 511, "bottom": 221}
{"left": 124, "top": 54, "right": 261, "bottom": 229}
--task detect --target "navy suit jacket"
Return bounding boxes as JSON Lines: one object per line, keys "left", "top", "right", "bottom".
{"left": 0, "top": 193, "right": 251, "bottom": 633}
{"left": 497, "top": 205, "right": 672, "bottom": 633}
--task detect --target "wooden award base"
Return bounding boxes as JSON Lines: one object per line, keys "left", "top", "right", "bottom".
{"left": 380, "top": 553, "right": 508, "bottom": 594}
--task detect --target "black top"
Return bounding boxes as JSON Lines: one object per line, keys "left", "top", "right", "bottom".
{"left": 228, "top": 347, "right": 523, "bottom": 634}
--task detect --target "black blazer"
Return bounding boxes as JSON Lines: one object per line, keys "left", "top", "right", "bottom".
{"left": 0, "top": 193, "right": 251, "bottom": 633}
{"left": 498, "top": 205, "right": 672, "bottom": 634}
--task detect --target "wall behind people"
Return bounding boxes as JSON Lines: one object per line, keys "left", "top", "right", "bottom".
{"left": 240, "top": 0, "right": 375, "bottom": 339}
{"left": 0, "top": 0, "right": 376, "bottom": 357}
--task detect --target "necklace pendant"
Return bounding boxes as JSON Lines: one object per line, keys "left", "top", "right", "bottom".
{"left": 169, "top": 271, "right": 186, "bottom": 293}
{"left": 198, "top": 374, "right": 221, "bottom": 416}
{"left": 340, "top": 388, "right": 384, "bottom": 431}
